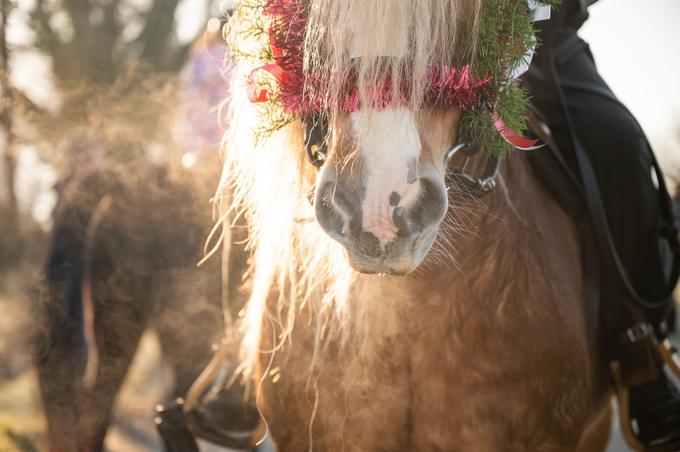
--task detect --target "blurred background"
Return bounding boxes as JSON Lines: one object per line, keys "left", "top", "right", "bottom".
{"left": 0, "top": 0, "right": 235, "bottom": 449}
{"left": 0, "top": 0, "right": 677, "bottom": 450}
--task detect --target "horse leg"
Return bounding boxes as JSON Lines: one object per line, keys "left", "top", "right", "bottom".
{"left": 79, "top": 271, "right": 150, "bottom": 452}
{"left": 153, "top": 268, "right": 222, "bottom": 397}
{"left": 35, "top": 223, "right": 87, "bottom": 452}
{"left": 575, "top": 403, "right": 612, "bottom": 452}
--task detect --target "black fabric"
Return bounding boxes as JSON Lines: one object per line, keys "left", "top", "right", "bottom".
{"left": 527, "top": 43, "right": 668, "bottom": 303}
{"left": 556, "top": 0, "right": 590, "bottom": 31}
{"left": 524, "top": 2, "right": 678, "bottom": 327}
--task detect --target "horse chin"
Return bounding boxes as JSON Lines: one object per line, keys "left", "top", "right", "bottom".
{"left": 342, "top": 226, "right": 439, "bottom": 276}
{"left": 345, "top": 258, "right": 415, "bottom": 276}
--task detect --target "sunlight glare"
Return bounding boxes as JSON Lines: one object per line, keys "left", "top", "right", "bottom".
{"left": 181, "top": 152, "right": 198, "bottom": 168}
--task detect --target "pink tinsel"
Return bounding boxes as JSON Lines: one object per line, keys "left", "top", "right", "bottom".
{"left": 248, "top": 0, "right": 495, "bottom": 114}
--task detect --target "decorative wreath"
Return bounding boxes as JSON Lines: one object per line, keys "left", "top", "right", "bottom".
{"left": 228, "top": 0, "right": 557, "bottom": 155}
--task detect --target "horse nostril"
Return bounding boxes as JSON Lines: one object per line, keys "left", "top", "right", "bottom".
{"left": 331, "top": 188, "right": 359, "bottom": 220}
{"left": 393, "top": 206, "right": 411, "bottom": 236}
{"left": 405, "top": 175, "right": 448, "bottom": 233}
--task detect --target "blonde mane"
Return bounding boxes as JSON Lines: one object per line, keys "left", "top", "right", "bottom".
{"left": 219, "top": 0, "right": 483, "bottom": 376}
{"left": 304, "top": 0, "right": 481, "bottom": 115}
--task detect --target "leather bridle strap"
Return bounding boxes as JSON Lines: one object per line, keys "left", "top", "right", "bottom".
{"left": 445, "top": 140, "right": 501, "bottom": 198}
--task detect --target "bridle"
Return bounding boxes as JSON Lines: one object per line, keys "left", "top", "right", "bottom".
{"left": 303, "top": 113, "right": 502, "bottom": 199}
{"left": 444, "top": 141, "right": 501, "bottom": 198}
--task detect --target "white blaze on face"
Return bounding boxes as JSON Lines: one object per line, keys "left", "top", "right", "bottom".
{"left": 351, "top": 108, "right": 421, "bottom": 247}
{"left": 346, "top": 5, "right": 420, "bottom": 248}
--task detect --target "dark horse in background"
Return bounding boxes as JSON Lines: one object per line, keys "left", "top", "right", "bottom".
{"left": 34, "top": 135, "right": 226, "bottom": 452}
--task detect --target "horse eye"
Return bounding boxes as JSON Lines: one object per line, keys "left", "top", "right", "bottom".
{"left": 306, "top": 143, "right": 327, "bottom": 168}
{"left": 315, "top": 144, "right": 328, "bottom": 160}
{"left": 304, "top": 114, "right": 329, "bottom": 168}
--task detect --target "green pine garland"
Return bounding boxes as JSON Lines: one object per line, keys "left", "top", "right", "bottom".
{"left": 460, "top": 0, "right": 559, "bottom": 155}
{"left": 226, "top": 0, "right": 268, "bottom": 62}
{"left": 227, "top": 0, "right": 298, "bottom": 139}
{"left": 228, "top": 0, "right": 560, "bottom": 154}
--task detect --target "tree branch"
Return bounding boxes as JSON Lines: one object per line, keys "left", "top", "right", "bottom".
{"left": 133, "top": 0, "right": 182, "bottom": 70}
{"left": 1, "top": 0, "right": 18, "bottom": 223}
{"left": 29, "top": 0, "right": 61, "bottom": 55}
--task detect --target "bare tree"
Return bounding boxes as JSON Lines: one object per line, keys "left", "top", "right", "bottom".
{"left": 18, "top": 0, "right": 210, "bottom": 146}
{"left": 0, "top": 0, "right": 210, "bottom": 265}
{"left": 1, "top": 0, "right": 18, "bottom": 242}
{"left": 29, "top": 0, "right": 204, "bottom": 86}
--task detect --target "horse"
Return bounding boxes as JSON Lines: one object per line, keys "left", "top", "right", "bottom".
{"left": 34, "top": 134, "right": 228, "bottom": 452}
{"left": 219, "top": 0, "right": 615, "bottom": 451}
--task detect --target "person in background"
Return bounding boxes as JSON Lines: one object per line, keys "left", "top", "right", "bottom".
{"left": 174, "top": 17, "right": 232, "bottom": 169}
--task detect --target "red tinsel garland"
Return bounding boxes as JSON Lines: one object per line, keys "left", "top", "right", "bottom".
{"left": 247, "top": 0, "right": 495, "bottom": 114}
{"left": 245, "top": 0, "right": 540, "bottom": 150}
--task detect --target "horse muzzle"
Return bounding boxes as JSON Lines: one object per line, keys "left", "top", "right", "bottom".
{"left": 314, "top": 164, "right": 447, "bottom": 275}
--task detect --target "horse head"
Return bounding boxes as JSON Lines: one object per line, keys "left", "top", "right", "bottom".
{"left": 270, "top": 0, "right": 485, "bottom": 275}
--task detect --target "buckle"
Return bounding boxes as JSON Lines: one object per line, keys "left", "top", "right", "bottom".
{"left": 623, "top": 322, "right": 653, "bottom": 344}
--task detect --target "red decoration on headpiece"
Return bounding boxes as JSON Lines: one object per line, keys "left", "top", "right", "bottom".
{"left": 246, "top": 0, "right": 495, "bottom": 114}
{"left": 247, "top": 63, "right": 290, "bottom": 102}
{"left": 245, "top": 0, "right": 539, "bottom": 150}
{"left": 493, "top": 115, "right": 543, "bottom": 151}
{"left": 427, "top": 65, "right": 493, "bottom": 110}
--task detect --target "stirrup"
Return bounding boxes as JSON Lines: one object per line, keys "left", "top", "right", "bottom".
{"left": 611, "top": 338, "right": 680, "bottom": 452}
{"left": 187, "top": 411, "right": 266, "bottom": 450}
{"left": 155, "top": 398, "right": 199, "bottom": 452}
{"left": 659, "top": 338, "right": 680, "bottom": 379}
{"left": 183, "top": 338, "right": 267, "bottom": 450}
{"left": 156, "top": 396, "right": 267, "bottom": 452}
